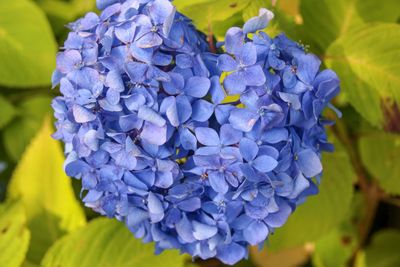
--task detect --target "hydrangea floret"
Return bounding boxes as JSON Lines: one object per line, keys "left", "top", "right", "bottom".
{"left": 52, "top": 0, "right": 341, "bottom": 264}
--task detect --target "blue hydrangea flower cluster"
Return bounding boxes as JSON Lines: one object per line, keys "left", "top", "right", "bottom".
{"left": 52, "top": 1, "right": 340, "bottom": 265}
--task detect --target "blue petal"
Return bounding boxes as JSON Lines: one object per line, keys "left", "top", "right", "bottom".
{"left": 180, "top": 127, "right": 197, "bottom": 151}
{"left": 208, "top": 171, "right": 229, "bottom": 194}
{"left": 192, "top": 100, "right": 214, "bottom": 122}
{"left": 138, "top": 106, "right": 166, "bottom": 127}
{"left": 136, "top": 32, "right": 163, "bottom": 48}
{"left": 192, "top": 221, "right": 218, "bottom": 240}
{"left": 253, "top": 155, "right": 278, "bottom": 172}
{"left": 217, "top": 243, "right": 247, "bottom": 265}
{"left": 141, "top": 122, "right": 167, "bottom": 145}
{"left": 243, "top": 220, "right": 269, "bottom": 245}
{"left": 115, "top": 22, "right": 136, "bottom": 44}
{"left": 127, "top": 208, "right": 149, "bottom": 228}
{"left": 220, "top": 124, "right": 242, "bottom": 146}
{"left": 289, "top": 173, "right": 310, "bottom": 199}
{"left": 106, "top": 70, "right": 125, "bottom": 92}
{"left": 177, "top": 197, "right": 201, "bottom": 212}
{"left": 155, "top": 171, "right": 173, "bottom": 188}
{"left": 229, "top": 109, "right": 258, "bottom": 132}
{"left": 243, "top": 65, "right": 266, "bottom": 86}
{"left": 296, "top": 54, "right": 321, "bottom": 84}
{"left": 279, "top": 92, "right": 301, "bottom": 110}
{"left": 148, "top": 192, "right": 164, "bottom": 223}
{"left": 262, "top": 128, "right": 288, "bottom": 143}
{"left": 238, "top": 43, "right": 257, "bottom": 66}
{"left": 217, "top": 54, "right": 238, "bottom": 72}
{"left": 184, "top": 76, "right": 211, "bottom": 98}
{"left": 239, "top": 138, "right": 259, "bottom": 162}
{"left": 72, "top": 105, "right": 96, "bottom": 123}
{"left": 264, "top": 201, "right": 292, "bottom": 228}
{"left": 119, "top": 114, "right": 143, "bottom": 132}
{"left": 125, "top": 62, "right": 149, "bottom": 83}
{"left": 176, "top": 54, "right": 193, "bottom": 69}
{"left": 224, "top": 27, "right": 244, "bottom": 54}
{"left": 297, "top": 149, "right": 322, "bottom": 177}
{"left": 223, "top": 71, "right": 247, "bottom": 95}
{"left": 243, "top": 8, "right": 274, "bottom": 34}
{"left": 176, "top": 215, "right": 195, "bottom": 243}
{"left": 195, "top": 127, "right": 220, "bottom": 146}
{"left": 210, "top": 76, "right": 225, "bottom": 104}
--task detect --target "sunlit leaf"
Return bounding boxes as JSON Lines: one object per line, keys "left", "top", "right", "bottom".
{"left": 0, "top": 201, "right": 30, "bottom": 267}
{"left": 326, "top": 23, "right": 400, "bottom": 127}
{"left": 0, "top": 0, "right": 57, "bottom": 88}
{"left": 42, "top": 218, "right": 186, "bottom": 267}
{"left": 7, "top": 118, "right": 86, "bottom": 263}
{"left": 175, "top": 0, "right": 250, "bottom": 38}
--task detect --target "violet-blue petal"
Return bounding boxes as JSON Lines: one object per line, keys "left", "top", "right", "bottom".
{"left": 239, "top": 138, "right": 258, "bottom": 162}
{"left": 217, "top": 54, "right": 237, "bottom": 72}
{"left": 297, "top": 149, "right": 323, "bottom": 177}
{"left": 141, "top": 122, "right": 167, "bottom": 145}
{"left": 195, "top": 127, "right": 220, "bottom": 146}
{"left": 208, "top": 171, "right": 229, "bottom": 194}
{"left": 192, "top": 100, "right": 214, "bottom": 122}
{"left": 243, "top": 220, "right": 269, "bottom": 245}
{"left": 229, "top": 109, "right": 258, "bottom": 132}
{"left": 192, "top": 221, "right": 218, "bottom": 240}
{"left": 184, "top": 76, "right": 211, "bottom": 98}
{"left": 253, "top": 155, "right": 278, "bottom": 172}
{"left": 243, "top": 8, "right": 274, "bottom": 34}
{"left": 72, "top": 105, "right": 96, "bottom": 123}
{"left": 220, "top": 124, "right": 242, "bottom": 146}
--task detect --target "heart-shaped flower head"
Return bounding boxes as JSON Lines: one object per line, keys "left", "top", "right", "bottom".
{"left": 52, "top": 1, "right": 340, "bottom": 265}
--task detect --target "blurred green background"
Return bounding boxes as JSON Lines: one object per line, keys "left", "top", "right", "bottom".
{"left": 0, "top": 0, "right": 399, "bottom": 266}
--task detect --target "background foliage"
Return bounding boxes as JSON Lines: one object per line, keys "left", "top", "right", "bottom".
{"left": 0, "top": 0, "right": 399, "bottom": 266}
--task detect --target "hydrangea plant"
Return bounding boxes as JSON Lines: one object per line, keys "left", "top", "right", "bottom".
{"left": 52, "top": 0, "right": 340, "bottom": 264}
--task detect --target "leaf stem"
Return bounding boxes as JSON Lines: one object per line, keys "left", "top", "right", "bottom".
{"left": 331, "top": 118, "right": 382, "bottom": 266}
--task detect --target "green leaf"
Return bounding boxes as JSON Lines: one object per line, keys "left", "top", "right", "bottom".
{"left": 0, "top": 0, "right": 57, "bottom": 88}
{"left": 269, "top": 137, "right": 355, "bottom": 250}
{"left": 325, "top": 23, "right": 400, "bottom": 127}
{"left": 175, "top": 0, "right": 250, "bottom": 39}
{"left": 359, "top": 132, "right": 400, "bottom": 195}
{"left": 42, "top": 218, "right": 186, "bottom": 267}
{"left": 356, "top": 0, "right": 400, "bottom": 24}
{"left": 300, "top": 0, "right": 364, "bottom": 53}
{"left": 300, "top": 0, "right": 400, "bottom": 53}
{"left": 358, "top": 230, "right": 400, "bottom": 267}
{"left": 7, "top": 118, "right": 86, "bottom": 264}
{"left": 0, "top": 95, "right": 16, "bottom": 129}
{"left": 35, "top": 0, "right": 96, "bottom": 37}
{"left": 0, "top": 201, "right": 30, "bottom": 267}
{"left": 312, "top": 226, "right": 358, "bottom": 267}
{"left": 2, "top": 95, "right": 52, "bottom": 161}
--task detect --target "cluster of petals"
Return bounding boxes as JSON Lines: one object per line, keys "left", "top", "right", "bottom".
{"left": 52, "top": 1, "right": 340, "bottom": 265}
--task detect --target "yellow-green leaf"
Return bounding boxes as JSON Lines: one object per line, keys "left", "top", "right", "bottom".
{"left": 0, "top": 201, "right": 30, "bottom": 267}
{"left": 0, "top": 0, "right": 57, "bottom": 88}
{"left": 326, "top": 23, "right": 400, "bottom": 127}
{"left": 7, "top": 118, "right": 86, "bottom": 263}
{"left": 359, "top": 132, "right": 400, "bottom": 196}
{"left": 41, "top": 218, "right": 187, "bottom": 267}
{"left": 0, "top": 95, "right": 16, "bottom": 129}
